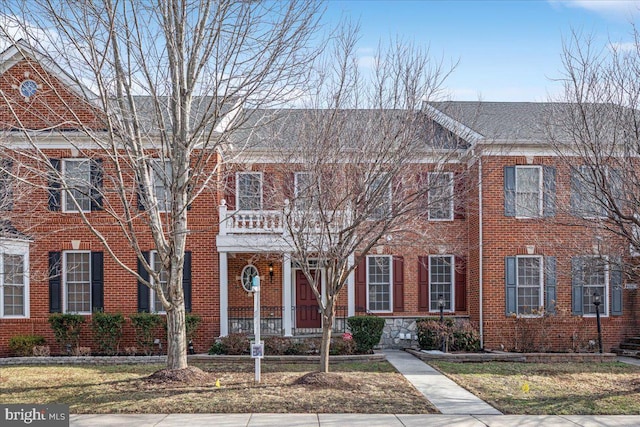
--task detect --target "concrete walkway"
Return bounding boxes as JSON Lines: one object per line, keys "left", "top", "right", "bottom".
{"left": 382, "top": 349, "right": 502, "bottom": 415}
{"left": 70, "top": 413, "right": 640, "bottom": 426}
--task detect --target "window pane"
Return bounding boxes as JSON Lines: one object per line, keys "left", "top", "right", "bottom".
{"left": 516, "top": 168, "right": 540, "bottom": 217}
{"left": 4, "top": 254, "right": 24, "bottom": 285}
{"left": 369, "top": 175, "right": 391, "bottom": 220}
{"left": 368, "top": 256, "right": 390, "bottom": 311}
{"left": 517, "top": 257, "right": 541, "bottom": 314}
{"left": 64, "top": 160, "right": 91, "bottom": 211}
{"left": 428, "top": 173, "right": 452, "bottom": 220}
{"left": 294, "top": 172, "right": 317, "bottom": 210}
{"left": 152, "top": 160, "right": 171, "bottom": 211}
{"left": 66, "top": 252, "right": 90, "bottom": 313}
{"left": 238, "top": 173, "right": 262, "bottom": 210}
{"left": 3, "top": 285, "right": 24, "bottom": 316}
{"left": 582, "top": 258, "right": 607, "bottom": 315}
{"left": 430, "top": 256, "right": 452, "bottom": 310}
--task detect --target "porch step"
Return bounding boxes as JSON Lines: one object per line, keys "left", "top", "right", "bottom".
{"left": 613, "top": 337, "right": 640, "bottom": 358}
{"left": 613, "top": 348, "right": 640, "bottom": 358}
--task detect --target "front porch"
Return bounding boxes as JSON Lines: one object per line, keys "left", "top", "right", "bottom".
{"left": 217, "top": 200, "right": 358, "bottom": 337}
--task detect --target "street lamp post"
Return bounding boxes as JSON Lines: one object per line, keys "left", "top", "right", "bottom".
{"left": 593, "top": 291, "right": 604, "bottom": 354}
{"left": 438, "top": 294, "right": 445, "bottom": 352}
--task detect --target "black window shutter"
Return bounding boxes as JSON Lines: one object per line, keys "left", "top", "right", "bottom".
{"left": 504, "top": 166, "right": 516, "bottom": 217}
{"left": 91, "top": 252, "right": 104, "bottom": 312}
{"left": 1, "top": 159, "right": 14, "bottom": 211}
{"left": 544, "top": 256, "right": 556, "bottom": 314}
{"left": 611, "top": 258, "right": 623, "bottom": 316}
{"left": 543, "top": 166, "right": 556, "bottom": 217}
{"left": 418, "top": 256, "right": 429, "bottom": 311}
{"left": 183, "top": 251, "right": 192, "bottom": 312}
{"left": 454, "top": 256, "right": 467, "bottom": 312}
{"left": 137, "top": 251, "right": 150, "bottom": 312}
{"left": 137, "top": 180, "right": 146, "bottom": 211}
{"left": 48, "top": 159, "right": 62, "bottom": 211}
{"left": 392, "top": 256, "right": 404, "bottom": 312}
{"left": 505, "top": 256, "right": 517, "bottom": 315}
{"left": 571, "top": 257, "right": 584, "bottom": 315}
{"left": 90, "top": 159, "right": 104, "bottom": 211}
{"left": 49, "top": 251, "right": 62, "bottom": 313}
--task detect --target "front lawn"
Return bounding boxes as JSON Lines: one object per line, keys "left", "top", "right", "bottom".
{"left": 430, "top": 360, "right": 640, "bottom": 415}
{"left": 0, "top": 360, "right": 436, "bottom": 414}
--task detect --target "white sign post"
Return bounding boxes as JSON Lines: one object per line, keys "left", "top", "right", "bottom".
{"left": 251, "top": 275, "right": 261, "bottom": 383}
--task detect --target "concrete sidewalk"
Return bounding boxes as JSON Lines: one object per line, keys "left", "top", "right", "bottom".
{"left": 382, "top": 349, "right": 502, "bottom": 415}
{"left": 70, "top": 413, "right": 640, "bottom": 426}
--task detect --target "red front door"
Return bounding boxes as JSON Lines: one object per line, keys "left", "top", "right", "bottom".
{"left": 295, "top": 270, "right": 321, "bottom": 328}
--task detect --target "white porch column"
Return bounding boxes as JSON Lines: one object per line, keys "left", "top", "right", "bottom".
{"left": 282, "top": 253, "right": 293, "bottom": 336}
{"left": 347, "top": 253, "right": 355, "bottom": 317}
{"left": 219, "top": 252, "right": 229, "bottom": 337}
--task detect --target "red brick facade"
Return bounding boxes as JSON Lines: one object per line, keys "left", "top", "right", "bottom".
{"left": 1, "top": 45, "right": 638, "bottom": 357}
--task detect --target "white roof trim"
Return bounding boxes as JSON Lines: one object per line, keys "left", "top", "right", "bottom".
{"left": 423, "top": 103, "right": 484, "bottom": 144}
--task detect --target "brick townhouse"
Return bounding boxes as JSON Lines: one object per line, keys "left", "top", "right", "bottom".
{"left": 0, "top": 42, "right": 638, "bottom": 356}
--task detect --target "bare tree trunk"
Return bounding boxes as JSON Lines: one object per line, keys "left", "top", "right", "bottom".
{"left": 319, "top": 301, "right": 335, "bottom": 373}
{"left": 166, "top": 304, "right": 187, "bottom": 370}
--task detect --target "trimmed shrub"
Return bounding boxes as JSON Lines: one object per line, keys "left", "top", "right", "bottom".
{"left": 417, "top": 318, "right": 480, "bottom": 352}
{"left": 208, "top": 341, "right": 224, "bottom": 355}
{"left": 347, "top": 315, "right": 385, "bottom": 354}
{"left": 450, "top": 320, "right": 481, "bottom": 352}
{"left": 185, "top": 313, "right": 202, "bottom": 342}
{"left": 330, "top": 336, "right": 356, "bottom": 355}
{"left": 264, "top": 336, "right": 308, "bottom": 355}
{"left": 220, "top": 333, "right": 250, "bottom": 355}
{"left": 91, "top": 312, "right": 124, "bottom": 355}
{"left": 8, "top": 334, "right": 46, "bottom": 357}
{"left": 129, "top": 313, "right": 164, "bottom": 356}
{"left": 48, "top": 313, "right": 85, "bottom": 354}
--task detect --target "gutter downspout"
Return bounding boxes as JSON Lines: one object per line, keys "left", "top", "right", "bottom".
{"left": 478, "top": 155, "right": 484, "bottom": 349}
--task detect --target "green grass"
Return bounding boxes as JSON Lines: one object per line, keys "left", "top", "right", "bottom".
{"left": 430, "top": 361, "right": 640, "bottom": 415}
{"left": 0, "top": 361, "right": 435, "bottom": 414}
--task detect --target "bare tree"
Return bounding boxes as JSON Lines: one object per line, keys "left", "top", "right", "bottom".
{"left": 0, "top": 0, "right": 323, "bottom": 371}
{"left": 232, "top": 27, "right": 464, "bottom": 372}
{"left": 545, "top": 28, "right": 640, "bottom": 279}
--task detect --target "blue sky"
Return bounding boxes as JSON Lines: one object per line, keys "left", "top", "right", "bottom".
{"left": 324, "top": 0, "right": 640, "bottom": 101}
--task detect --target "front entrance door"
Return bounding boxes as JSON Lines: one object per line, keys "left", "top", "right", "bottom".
{"left": 295, "top": 269, "right": 321, "bottom": 328}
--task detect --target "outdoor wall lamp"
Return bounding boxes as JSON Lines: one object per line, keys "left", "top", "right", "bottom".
{"left": 269, "top": 263, "right": 274, "bottom": 283}
{"left": 593, "top": 291, "right": 604, "bottom": 353}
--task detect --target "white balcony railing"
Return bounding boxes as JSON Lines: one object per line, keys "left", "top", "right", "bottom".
{"left": 219, "top": 200, "right": 283, "bottom": 235}
{"left": 219, "top": 199, "right": 352, "bottom": 236}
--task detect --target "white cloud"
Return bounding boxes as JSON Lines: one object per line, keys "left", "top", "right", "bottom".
{"left": 549, "top": 0, "right": 640, "bottom": 18}
{"left": 609, "top": 41, "right": 638, "bottom": 52}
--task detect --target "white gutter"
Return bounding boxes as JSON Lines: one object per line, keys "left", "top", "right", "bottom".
{"left": 478, "top": 154, "right": 484, "bottom": 349}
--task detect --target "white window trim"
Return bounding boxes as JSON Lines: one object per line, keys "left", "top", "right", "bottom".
{"left": 428, "top": 255, "right": 455, "bottom": 313}
{"left": 515, "top": 255, "right": 544, "bottom": 317}
{"left": 366, "top": 255, "right": 393, "bottom": 313}
{"left": 0, "top": 239, "right": 30, "bottom": 318}
{"left": 63, "top": 250, "right": 92, "bottom": 315}
{"left": 61, "top": 158, "right": 91, "bottom": 213}
{"left": 241, "top": 264, "right": 259, "bottom": 292}
{"left": 515, "top": 166, "right": 543, "bottom": 219}
{"left": 428, "top": 172, "right": 454, "bottom": 221}
{"left": 236, "top": 172, "right": 263, "bottom": 211}
{"left": 150, "top": 250, "right": 167, "bottom": 314}
{"left": 582, "top": 255, "right": 610, "bottom": 318}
